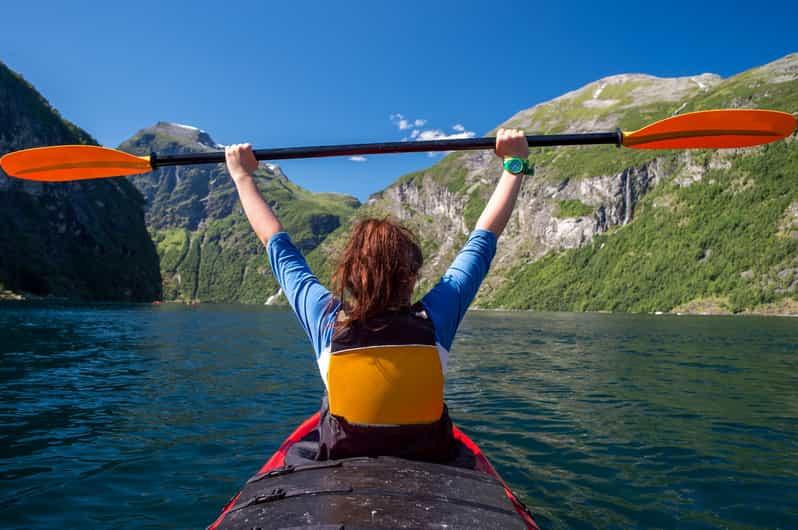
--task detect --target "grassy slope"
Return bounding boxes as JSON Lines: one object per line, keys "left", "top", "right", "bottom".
{"left": 485, "top": 65, "right": 798, "bottom": 313}
{"left": 486, "top": 139, "right": 798, "bottom": 313}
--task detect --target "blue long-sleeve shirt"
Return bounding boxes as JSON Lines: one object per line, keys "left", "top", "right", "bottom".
{"left": 267, "top": 229, "right": 497, "bottom": 384}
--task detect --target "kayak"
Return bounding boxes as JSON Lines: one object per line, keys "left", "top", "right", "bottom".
{"left": 208, "top": 412, "right": 539, "bottom": 529}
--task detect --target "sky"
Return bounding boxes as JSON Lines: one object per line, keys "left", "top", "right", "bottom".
{"left": 1, "top": 0, "right": 796, "bottom": 200}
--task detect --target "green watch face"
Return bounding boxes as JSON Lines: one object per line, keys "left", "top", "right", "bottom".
{"left": 505, "top": 158, "right": 524, "bottom": 174}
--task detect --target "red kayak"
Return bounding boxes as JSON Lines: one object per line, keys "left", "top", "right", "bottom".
{"left": 208, "top": 412, "right": 539, "bottom": 529}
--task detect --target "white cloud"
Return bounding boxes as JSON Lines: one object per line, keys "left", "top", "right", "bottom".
{"left": 391, "top": 113, "right": 426, "bottom": 131}
{"left": 349, "top": 156, "right": 367, "bottom": 162}
{"left": 416, "top": 129, "right": 476, "bottom": 141}
{"left": 390, "top": 114, "right": 476, "bottom": 150}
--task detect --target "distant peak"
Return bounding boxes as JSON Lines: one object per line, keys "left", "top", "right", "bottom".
{"left": 589, "top": 72, "right": 720, "bottom": 86}
{"left": 160, "top": 122, "right": 200, "bottom": 132}
{"left": 150, "top": 122, "right": 222, "bottom": 149}
{"left": 592, "top": 73, "right": 658, "bottom": 84}
{"left": 264, "top": 163, "right": 288, "bottom": 179}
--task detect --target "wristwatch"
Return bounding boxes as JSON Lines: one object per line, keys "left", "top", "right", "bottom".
{"left": 503, "top": 157, "right": 534, "bottom": 176}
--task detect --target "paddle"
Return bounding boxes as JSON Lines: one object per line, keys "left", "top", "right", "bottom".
{"left": 1, "top": 109, "right": 794, "bottom": 182}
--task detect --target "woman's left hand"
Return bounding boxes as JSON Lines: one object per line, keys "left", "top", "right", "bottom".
{"left": 494, "top": 129, "right": 529, "bottom": 160}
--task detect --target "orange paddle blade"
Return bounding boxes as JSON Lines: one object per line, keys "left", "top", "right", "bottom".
{"left": 623, "top": 109, "right": 796, "bottom": 149}
{"left": 0, "top": 145, "right": 152, "bottom": 182}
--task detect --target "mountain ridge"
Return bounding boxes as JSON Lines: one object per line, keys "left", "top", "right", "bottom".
{"left": 304, "top": 52, "right": 798, "bottom": 316}
{"left": 2, "top": 53, "right": 795, "bottom": 314}
{"left": 0, "top": 61, "right": 161, "bottom": 301}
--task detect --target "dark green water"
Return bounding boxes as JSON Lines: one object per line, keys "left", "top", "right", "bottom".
{"left": 1, "top": 303, "right": 796, "bottom": 529}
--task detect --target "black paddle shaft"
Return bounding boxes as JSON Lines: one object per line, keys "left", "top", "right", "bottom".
{"left": 149, "top": 131, "right": 622, "bottom": 168}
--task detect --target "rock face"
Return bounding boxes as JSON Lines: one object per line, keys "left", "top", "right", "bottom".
{"left": 312, "top": 53, "right": 798, "bottom": 314}
{"left": 122, "top": 123, "right": 360, "bottom": 303}
{"left": 122, "top": 122, "right": 235, "bottom": 231}
{"left": 0, "top": 61, "right": 161, "bottom": 301}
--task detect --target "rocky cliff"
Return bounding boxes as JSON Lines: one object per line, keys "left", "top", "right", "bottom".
{"left": 121, "top": 123, "right": 360, "bottom": 303}
{"left": 0, "top": 61, "right": 161, "bottom": 301}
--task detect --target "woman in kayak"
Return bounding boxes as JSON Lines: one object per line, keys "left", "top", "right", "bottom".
{"left": 225, "top": 129, "right": 530, "bottom": 462}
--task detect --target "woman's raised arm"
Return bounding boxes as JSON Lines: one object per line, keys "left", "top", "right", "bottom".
{"left": 227, "top": 143, "right": 334, "bottom": 355}
{"left": 474, "top": 129, "right": 530, "bottom": 238}
{"left": 225, "top": 143, "right": 284, "bottom": 245}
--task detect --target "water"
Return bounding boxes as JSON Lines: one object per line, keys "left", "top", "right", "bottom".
{"left": 1, "top": 303, "right": 796, "bottom": 529}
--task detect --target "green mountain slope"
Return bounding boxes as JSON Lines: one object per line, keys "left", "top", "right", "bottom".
{"left": 0, "top": 61, "right": 161, "bottom": 301}
{"left": 121, "top": 123, "right": 359, "bottom": 303}
{"left": 311, "top": 53, "right": 798, "bottom": 315}
{"left": 487, "top": 139, "right": 798, "bottom": 313}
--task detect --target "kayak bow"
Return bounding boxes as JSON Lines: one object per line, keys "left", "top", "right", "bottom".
{"left": 208, "top": 412, "right": 539, "bottom": 530}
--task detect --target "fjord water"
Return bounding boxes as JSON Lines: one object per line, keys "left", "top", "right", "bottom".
{"left": 1, "top": 303, "right": 796, "bottom": 529}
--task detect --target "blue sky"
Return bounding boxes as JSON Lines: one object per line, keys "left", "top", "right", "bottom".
{"left": 1, "top": 0, "right": 795, "bottom": 200}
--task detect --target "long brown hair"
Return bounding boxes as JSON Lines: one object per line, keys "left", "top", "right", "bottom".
{"left": 331, "top": 217, "right": 423, "bottom": 329}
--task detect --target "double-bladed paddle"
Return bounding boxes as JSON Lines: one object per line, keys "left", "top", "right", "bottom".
{"left": 1, "top": 109, "right": 795, "bottom": 182}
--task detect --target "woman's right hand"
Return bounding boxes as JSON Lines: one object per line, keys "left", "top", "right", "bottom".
{"left": 225, "top": 143, "right": 259, "bottom": 182}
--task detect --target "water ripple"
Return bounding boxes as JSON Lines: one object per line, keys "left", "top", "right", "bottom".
{"left": 1, "top": 304, "right": 797, "bottom": 529}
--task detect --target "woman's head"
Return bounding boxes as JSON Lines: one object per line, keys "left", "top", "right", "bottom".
{"left": 332, "top": 217, "right": 422, "bottom": 326}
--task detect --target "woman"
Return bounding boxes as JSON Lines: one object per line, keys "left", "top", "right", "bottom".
{"left": 225, "top": 129, "right": 530, "bottom": 463}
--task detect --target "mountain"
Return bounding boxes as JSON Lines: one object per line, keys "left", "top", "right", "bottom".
{"left": 121, "top": 123, "right": 360, "bottom": 304}
{"left": 0, "top": 61, "right": 161, "bottom": 301}
{"left": 4, "top": 53, "right": 794, "bottom": 314}
{"left": 309, "top": 53, "right": 798, "bottom": 315}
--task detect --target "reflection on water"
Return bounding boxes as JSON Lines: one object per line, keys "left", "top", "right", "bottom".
{"left": 1, "top": 303, "right": 796, "bottom": 529}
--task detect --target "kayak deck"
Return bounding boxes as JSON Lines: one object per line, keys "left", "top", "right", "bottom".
{"left": 209, "top": 412, "right": 538, "bottom": 529}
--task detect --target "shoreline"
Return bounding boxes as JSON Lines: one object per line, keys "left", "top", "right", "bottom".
{"left": 469, "top": 307, "right": 798, "bottom": 318}
{"left": 3, "top": 290, "right": 797, "bottom": 318}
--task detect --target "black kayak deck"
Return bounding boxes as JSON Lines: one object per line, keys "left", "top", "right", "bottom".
{"left": 214, "top": 456, "right": 527, "bottom": 529}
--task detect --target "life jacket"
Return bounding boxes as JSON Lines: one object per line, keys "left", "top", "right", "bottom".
{"left": 316, "top": 303, "right": 456, "bottom": 462}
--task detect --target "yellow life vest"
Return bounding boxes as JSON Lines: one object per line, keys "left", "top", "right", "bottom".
{"left": 326, "top": 308, "right": 444, "bottom": 425}
{"left": 328, "top": 344, "right": 443, "bottom": 424}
